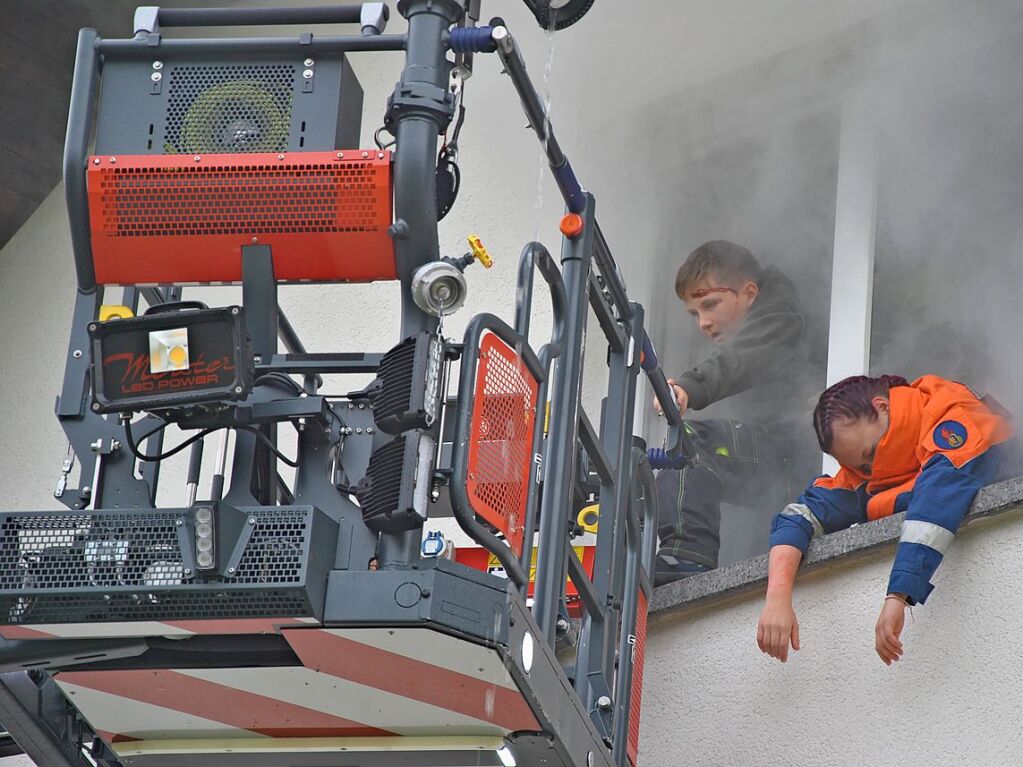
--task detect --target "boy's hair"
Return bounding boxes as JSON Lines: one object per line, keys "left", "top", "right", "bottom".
{"left": 813, "top": 374, "right": 910, "bottom": 452}
{"left": 674, "top": 240, "right": 764, "bottom": 299}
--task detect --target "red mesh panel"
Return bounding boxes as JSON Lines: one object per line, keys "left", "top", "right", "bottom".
{"left": 87, "top": 151, "right": 394, "bottom": 285}
{"left": 466, "top": 333, "right": 540, "bottom": 558}
{"left": 628, "top": 591, "right": 648, "bottom": 767}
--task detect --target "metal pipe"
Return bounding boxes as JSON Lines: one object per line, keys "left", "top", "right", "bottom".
{"left": 378, "top": 0, "right": 463, "bottom": 569}
{"left": 185, "top": 439, "right": 204, "bottom": 506}
{"left": 64, "top": 28, "right": 100, "bottom": 294}
{"left": 156, "top": 5, "right": 375, "bottom": 28}
{"left": 95, "top": 34, "right": 406, "bottom": 57}
{"left": 593, "top": 223, "right": 634, "bottom": 320}
{"left": 515, "top": 241, "right": 567, "bottom": 357}
{"left": 491, "top": 25, "right": 586, "bottom": 213}
{"left": 533, "top": 194, "right": 596, "bottom": 643}
{"left": 611, "top": 447, "right": 657, "bottom": 762}
{"left": 210, "top": 429, "right": 231, "bottom": 502}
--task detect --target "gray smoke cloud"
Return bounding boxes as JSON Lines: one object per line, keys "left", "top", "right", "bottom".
{"left": 544, "top": 0, "right": 1023, "bottom": 564}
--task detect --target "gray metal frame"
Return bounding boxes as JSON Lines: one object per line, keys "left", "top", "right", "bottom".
{"left": 0, "top": 4, "right": 691, "bottom": 767}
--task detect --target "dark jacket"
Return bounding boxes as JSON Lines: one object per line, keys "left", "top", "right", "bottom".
{"left": 675, "top": 266, "right": 810, "bottom": 429}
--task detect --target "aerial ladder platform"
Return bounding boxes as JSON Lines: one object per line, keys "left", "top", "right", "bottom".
{"left": 0, "top": 3, "right": 692, "bottom": 765}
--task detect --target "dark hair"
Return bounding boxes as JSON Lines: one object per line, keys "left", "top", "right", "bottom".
{"left": 813, "top": 374, "right": 909, "bottom": 452}
{"left": 674, "top": 240, "right": 764, "bottom": 299}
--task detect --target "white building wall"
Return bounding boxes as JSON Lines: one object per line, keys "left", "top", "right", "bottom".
{"left": 641, "top": 513, "right": 1023, "bottom": 765}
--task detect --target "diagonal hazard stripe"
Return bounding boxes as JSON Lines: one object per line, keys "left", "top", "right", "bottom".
{"left": 59, "top": 670, "right": 394, "bottom": 738}
{"left": 283, "top": 630, "right": 539, "bottom": 732}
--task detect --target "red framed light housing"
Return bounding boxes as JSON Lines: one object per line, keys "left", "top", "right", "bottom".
{"left": 87, "top": 150, "right": 394, "bottom": 285}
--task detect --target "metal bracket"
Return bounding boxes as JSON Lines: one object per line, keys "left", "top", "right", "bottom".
{"left": 133, "top": 5, "right": 160, "bottom": 36}
{"left": 361, "top": 2, "right": 388, "bottom": 35}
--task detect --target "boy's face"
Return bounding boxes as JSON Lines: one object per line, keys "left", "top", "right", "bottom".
{"left": 682, "top": 275, "right": 759, "bottom": 343}
{"left": 827, "top": 398, "right": 890, "bottom": 477}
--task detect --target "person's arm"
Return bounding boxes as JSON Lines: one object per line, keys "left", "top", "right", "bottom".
{"left": 875, "top": 447, "right": 1003, "bottom": 664}
{"left": 758, "top": 474, "right": 866, "bottom": 662}
{"left": 676, "top": 307, "right": 803, "bottom": 410}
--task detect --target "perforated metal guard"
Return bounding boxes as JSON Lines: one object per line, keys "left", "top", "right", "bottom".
{"left": 466, "top": 333, "right": 540, "bottom": 557}
{"left": 627, "top": 591, "right": 648, "bottom": 767}
{"left": 166, "top": 64, "right": 296, "bottom": 154}
{"left": 87, "top": 151, "right": 394, "bottom": 285}
{"left": 0, "top": 509, "right": 316, "bottom": 625}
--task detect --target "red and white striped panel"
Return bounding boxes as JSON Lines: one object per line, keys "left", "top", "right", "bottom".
{"left": 0, "top": 616, "right": 320, "bottom": 640}
{"left": 54, "top": 627, "right": 540, "bottom": 756}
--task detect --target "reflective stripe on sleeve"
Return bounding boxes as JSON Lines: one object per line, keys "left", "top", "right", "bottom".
{"left": 781, "top": 503, "right": 825, "bottom": 537}
{"left": 900, "top": 520, "right": 955, "bottom": 554}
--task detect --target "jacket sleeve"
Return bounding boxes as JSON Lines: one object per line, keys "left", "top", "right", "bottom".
{"left": 887, "top": 448, "right": 1002, "bottom": 605}
{"left": 769, "top": 475, "right": 868, "bottom": 555}
{"left": 675, "top": 308, "right": 804, "bottom": 410}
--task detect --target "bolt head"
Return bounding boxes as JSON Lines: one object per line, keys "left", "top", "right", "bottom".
{"left": 248, "top": 517, "right": 256, "bottom": 525}
{"left": 361, "top": 151, "right": 369, "bottom": 158}
{"left": 93, "top": 158, "right": 100, "bottom": 165}
{"left": 303, "top": 57, "right": 314, "bottom": 67}
{"left": 152, "top": 60, "right": 163, "bottom": 70}
{"left": 73, "top": 349, "right": 83, "bottom": 358}
{"left": 193, "top": 155, "right": 201, "bottom": 162}
{"left": 151, "top": 71, "right": 162, "bottom": 82}
{"left": 234, "top": 386, "right": 244, "bottom": 394}
{"left": 337, "top": 152, "right": 344, "bottom": 159}
{"left": 303, "top": 68, "right": 314, "bottom": 79}
{"left": 91, "top": 403, "right": 101, "bottom": 411}
{"left": 184, "top": 568, "right": 192, "bottom": 575}
{"left": 109, "top": 157, "right": 117, "bottom": 163}
{"left": 597, "top": 695, "right": 612, "bottom": 709}
{"left": 277, "top": 153, "right": 285, "bottom": 160}
{"left": 228, "top": 567, "right": 236, "bottom": 574}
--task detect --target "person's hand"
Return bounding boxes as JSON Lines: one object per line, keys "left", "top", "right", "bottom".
{"left": 757, "top": 594, "right": 800, "bottom": 662}
{"left": 875, "top": 594, "right": 907, "bottom": 665}
{"left": 653, "top": 379, "right": 689, "bottom": 417}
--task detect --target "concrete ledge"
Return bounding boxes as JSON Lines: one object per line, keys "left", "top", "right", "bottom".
{"left": 649, "top": 475, "right": 1023, "bottom": 620}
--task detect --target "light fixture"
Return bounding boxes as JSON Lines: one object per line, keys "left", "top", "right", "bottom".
{"left": 149, "top": 327, "right": 190, "bottom": 373}
{"left": 194, "top": 505, "right": 216, "bottom": 570}
{"left": 496, "top": 745, "right": 517, "bottom": 767}
{"left": 520, "top": 631, "right": 535, "bottom": 674}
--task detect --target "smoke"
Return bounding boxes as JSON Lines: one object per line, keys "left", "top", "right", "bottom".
{"left": 538, "top": 0, "right": 1023, "bottom": 563}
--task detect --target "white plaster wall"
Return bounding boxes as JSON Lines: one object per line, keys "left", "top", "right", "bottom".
{"left": 640, "top": 513, "right": 1023, "bottom": 766}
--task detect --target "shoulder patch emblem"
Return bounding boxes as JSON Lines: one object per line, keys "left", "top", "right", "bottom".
{"left": 934, "top": 420, "right": 968, "bottom": 450}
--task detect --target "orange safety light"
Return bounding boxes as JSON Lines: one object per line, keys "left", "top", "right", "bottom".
{"left": 559, "top": 212, "right": 584, "bottom": 238}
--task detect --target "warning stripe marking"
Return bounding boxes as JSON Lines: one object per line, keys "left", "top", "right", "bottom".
{"left": 58, "top": 669, "right": 393, "bottom": 738}
{"left": 283, "top": 629, "right": 539, "bottom": 732}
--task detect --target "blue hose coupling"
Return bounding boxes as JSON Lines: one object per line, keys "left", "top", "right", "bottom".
{"left": 450, "top": 26, "right": 497, "bottom": 53}
{"left": 648, "top": 447, "right": 685, "bottom": 470}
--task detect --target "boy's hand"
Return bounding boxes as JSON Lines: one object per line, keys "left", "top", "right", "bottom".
{"left": 653, "top": 379, "right": 689, "bottom": 416}
{"left": 757, "top": 594, "right": 800, "bottom": 662}
{"left": 875, "top": 595, "right": 907, "bottom": 665}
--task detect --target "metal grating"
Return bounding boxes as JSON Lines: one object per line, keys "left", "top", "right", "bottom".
{"left": 627, "top": 590, "right": 648, "bottom": 767}
{"left": 0, "top": 510, "right": 315, "bottom": 625}
{"left": 166, "top": 65, "right": 296, "bottom": 154}
{"left": 86, "top": 151, "right": 396, "bottom": 285}
{"left": 235, "top": 509, "right": 309, "bottom": 584}
{"left": 95, "top": 162, "right": 385, "bottom": 237}
{"left": 466, "top": 333, "right": 540, "bottom": 557}
{"left": 0, "top": 512, "right": 181, "bottom": 591}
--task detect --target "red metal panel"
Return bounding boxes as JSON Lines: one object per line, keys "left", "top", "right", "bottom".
{"left": 628, "top": 590, "right": 649, "bottom": 767}
{"left": 87, "top": 150, "right": 394, "bottom": 285}
{"left": 465, "top": 333, "right": 540, "bottom": 558}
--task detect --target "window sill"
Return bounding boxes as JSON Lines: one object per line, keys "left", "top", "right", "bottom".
{"left": 649, "top": 475, "right": 1023, "bottom": 619}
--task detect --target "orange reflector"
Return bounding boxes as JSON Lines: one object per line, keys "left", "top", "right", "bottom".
{"left": 560, "top": 213, "right": 584, "bottom": 238}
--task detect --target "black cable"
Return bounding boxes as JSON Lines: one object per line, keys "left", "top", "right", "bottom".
{"left": 123, "top": 421, "right": 299, "bottom": 468}
{"left": 236, "top": 425, "right": 300, "bottom": 468}
{"left": 123, "top": 419, "right": 218, "bottom": 463}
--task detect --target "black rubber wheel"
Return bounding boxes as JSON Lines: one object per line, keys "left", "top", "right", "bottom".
{"left": 533, "top": 0, "right": 596, "bottom": 30}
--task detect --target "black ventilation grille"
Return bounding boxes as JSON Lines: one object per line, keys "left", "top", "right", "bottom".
{"left": 165, "top": 64, "right": 296, "bottom": 154}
